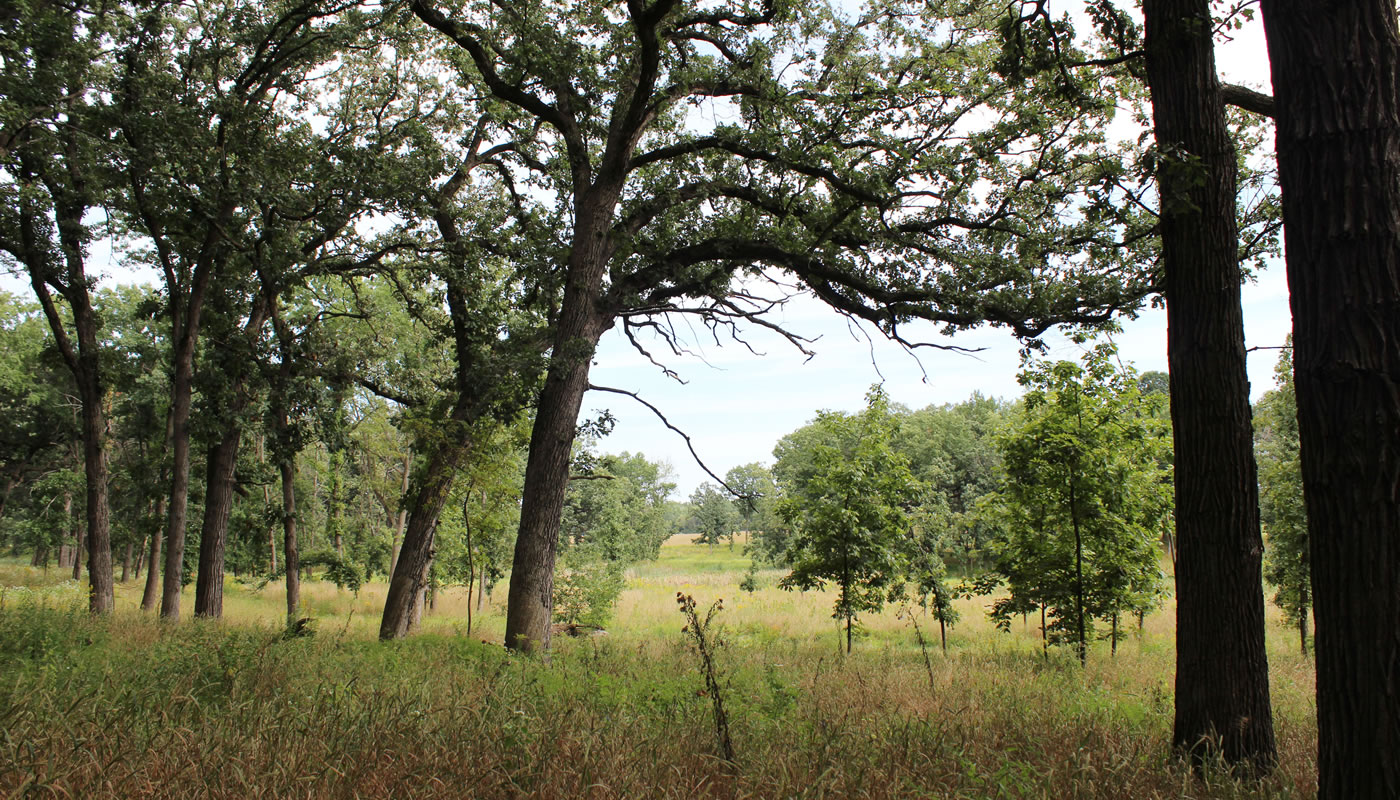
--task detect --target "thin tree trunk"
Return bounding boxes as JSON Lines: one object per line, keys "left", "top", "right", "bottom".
{"left": 141, "top": 496, "right": 164, "bottom": 611}
{"left": 1068, "top": 469, "right": 1086, "bottom": 667}
{"left": 71, "top": 514, "right": 82, "bottom": 582}
{"left": 464, "top": 492, "right": 475, "bottom": 636}
{"left": 257, "top": 433, "right": 276, "bottom": 576}
{"left": 1262, "top": 3, "right": 1400, "bottom": 793}
{"left": 477, "top": 565, "right": 486, "bottom": 612}
{"left": 161, "top": 325, "right": 199, "bottom": 620}
{"left": 282, "top": 458, "right": 300, "bottom": 623}
{"left": 1040, "top": 603, "right": 1048, "bottom": 660}
{"left": 389, "top": 450, "right": 411, "bottom": 578}
{"left": 1144, "top": 0, "right": 1276, "bottom": 769}
{"left": 120, "top": 541, "right": 132, "bottom": 582}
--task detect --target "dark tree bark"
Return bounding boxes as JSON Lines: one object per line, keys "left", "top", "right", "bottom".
{"left": 280, "top": 458, "right": 300, "bottom": 623}
{"left": 194, "top": 425, "right": 241, "bottom": 617}
{"left": 1261, "top": 3, "right": 1400, "bottom": 795}
{"left": 503, "top": 200, "right": 616, "bottom": 654}
{"left": 1143, "top": 0, "right": 1277, "bottom": 770}
{"left": 11, "top": 154, "right": 114, "bottom": 614}
{"left": 158, "top": 285, "right": 210, "bottom": 620}
{"left": 141, "top": 496, "right": 164, "bottom": 611}
{"left": 379, "top": 404, "right": 470, "bottom": 639}
{"left": 192, "top": 298, "right": 269, "bottom": 618}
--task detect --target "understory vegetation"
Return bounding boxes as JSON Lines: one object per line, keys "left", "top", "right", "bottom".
{"left": 1, "top": 539, "right": 1315, "bottom": 799}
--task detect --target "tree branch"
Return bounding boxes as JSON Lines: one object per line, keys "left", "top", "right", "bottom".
{"left": 587, "top": 383, "right": 745, "bottom": 497}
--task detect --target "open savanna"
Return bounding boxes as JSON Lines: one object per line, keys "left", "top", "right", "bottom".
{"left": 1, "top": 535, "right": 1316, "bottom": 799}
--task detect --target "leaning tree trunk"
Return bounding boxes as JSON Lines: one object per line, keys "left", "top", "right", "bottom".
{"left": 1261, "top": 3, "right": 1400, "bottom": 795}
{"left": 71, "top": 303, "right": 112, "bottom": 613}
{"left": 379, "top": 403, "right": 472, "bottom": 640}
{"left": 502, "top": 200, "right": 616, "bottom": 655}
{"left": 1144, "top": 0, "right": 1276, "bottom": 770}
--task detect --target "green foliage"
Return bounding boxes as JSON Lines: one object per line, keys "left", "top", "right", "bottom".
{"left": 985, "top": 341, "right": 1171, "bottom": 662}
{"left": 779, "top": 386, "right": 921, "bottom": 651}
{"left": 299, "top": 549, "right": 364, "bottom": 595}
{"left": 560, "top": 450, "right": 676, "bottom": 564}
{"left": 1255, "top": 339, "right": 1309, "bottom": 654}
{"left": 688, "top": 482, "right": 739, "bottom": 548}
{"left": 551, "top": 551, "right": 626, "bottom": 629}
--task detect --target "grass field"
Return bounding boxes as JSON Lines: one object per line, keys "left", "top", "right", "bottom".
{"left": 0, "top": 536, "right": 1317, "bottom": 798}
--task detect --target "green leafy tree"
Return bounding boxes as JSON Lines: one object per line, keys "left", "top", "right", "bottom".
{"left": 988, "top": 341, "right": 1171, "bottom": 664}
{"left": 401, "top": 0, "right": 1162, "bottom": 653}
{"left": 779, "top": 386, "right": 920, "bottom": 653}
{"left": 897, "top": 395, "right": 1007, "bottom": 572}
{"left": 0, "top": 2, "right": 120, "bottom": 612}
{"left": 1255, "top": 341, "right": 1308, "bottom": 656}
{"left": 688, "top": 483, "right": 739, "bottom": 549}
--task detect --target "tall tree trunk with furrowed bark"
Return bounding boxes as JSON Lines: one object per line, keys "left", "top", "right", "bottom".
{"left": 1261, "top": 2, "right": 1400, "bottom": 795}
{"left": 503, "top": 200, "right": 616, "bottom": 654}
{"left": 1144, "top": 0, "right": 1276, "bottom": 770}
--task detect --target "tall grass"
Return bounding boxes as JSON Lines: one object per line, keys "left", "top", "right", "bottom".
{"left": 0, "top": 539, "right": 1316, "bottom": 798}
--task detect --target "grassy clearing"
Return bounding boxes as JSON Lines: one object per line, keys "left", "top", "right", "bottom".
{"left": 0, "top": 538, "right": 1316, "bottom": 798}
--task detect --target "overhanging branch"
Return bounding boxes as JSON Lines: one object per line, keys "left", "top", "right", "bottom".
{"left": 587, "top": 383, "right": 746, "bottom": 498}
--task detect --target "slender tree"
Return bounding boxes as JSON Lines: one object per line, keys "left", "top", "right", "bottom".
{"left": 779, "top": 386, "right": 920, "bottom": 653}
{"left": 0, "top": 4, "right": 118, "bottom": 613}
{"left": 1260, "top": 2, "right": 1400, "bottom": 794}
{"left": 1255, "top": 341, "right": 1309, "bottom": 656}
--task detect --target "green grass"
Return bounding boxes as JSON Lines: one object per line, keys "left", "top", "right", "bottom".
{"left": 0, "top": 541, "right": 1318, "bottom": 798}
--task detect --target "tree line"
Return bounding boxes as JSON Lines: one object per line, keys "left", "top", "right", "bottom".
{"left": 1, "top": 0, "right": 1396, "bottom": 794}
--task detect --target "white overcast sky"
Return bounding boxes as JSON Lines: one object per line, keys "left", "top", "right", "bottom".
{"left": 2, "top": 10, "right": 1285, "bottom": 499}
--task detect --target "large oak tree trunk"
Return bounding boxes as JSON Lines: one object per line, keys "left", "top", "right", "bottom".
{"left": 503, "top": 203, "right": 615, "bottom": 654}
{"left": 1261, "top": 3, "right": 1400, "bottom": 795}
{"left": 70, "top": 302, "right": 112, "bottom": 613}
{"left": 1143, "top": 0, "right": 1276, "bottom": 769}
{"left": 194, "top": 426, "right": 242, "bottom": 617}
{"left": 160, "top": 321, "right": 201, "bottom": 619}
{"left": 192, "top": 299, "right": 267, "bottom": 619}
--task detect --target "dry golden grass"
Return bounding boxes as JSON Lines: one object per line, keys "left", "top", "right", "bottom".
{"left": 0, "top": 538, "right": 1317, "bottom": 799}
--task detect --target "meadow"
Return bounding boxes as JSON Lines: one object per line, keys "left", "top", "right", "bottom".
{"left": 0, "top": 536, "right": 1317, "bottom": 799}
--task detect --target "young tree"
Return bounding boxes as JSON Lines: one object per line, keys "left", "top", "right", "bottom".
{"left": 779, "top": 386, "right": 920, "bottom": 653}
{"left": 988, "top": 342, "right": 1171, "bottom": 664}
{"left": 1260, "top": 3, "right": 1400, "bottom": 793}
{"left": 1254, "top": 341, "right": 1308, "bottom": 656}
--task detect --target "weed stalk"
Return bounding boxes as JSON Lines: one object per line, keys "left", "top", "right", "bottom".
{"left": 677, "top": 592, "right": 735, "bottom": 767}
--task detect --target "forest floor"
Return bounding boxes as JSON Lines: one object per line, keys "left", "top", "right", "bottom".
{"left": 0, "top": 536, "right": 1316, "bottom": 799}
